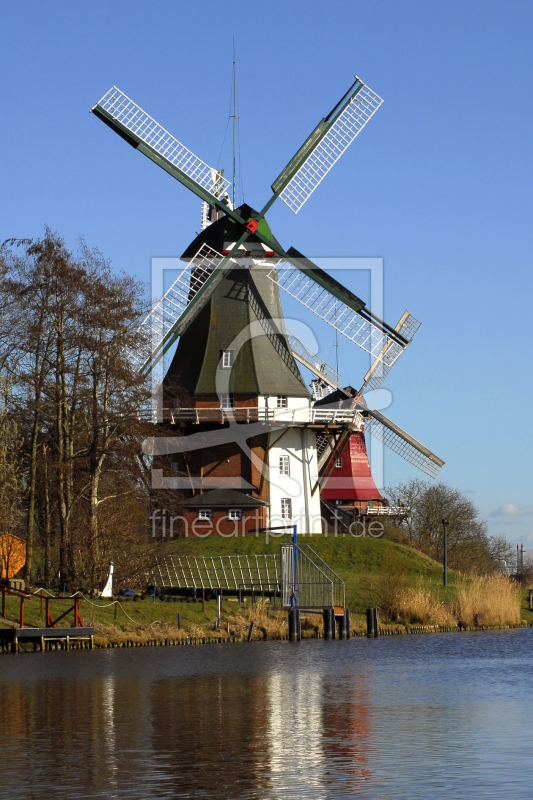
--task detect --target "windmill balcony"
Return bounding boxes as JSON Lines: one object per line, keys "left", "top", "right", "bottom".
{"left": 366, "top": 506, "right": 409, "bottom": 517}
{"left": 162, "top": 406, "right": 364, "bottom": 428}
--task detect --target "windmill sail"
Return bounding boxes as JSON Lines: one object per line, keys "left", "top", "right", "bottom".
{"left": 359, "top": 310, "right": 421, "bottom": 393}
{"left": 92, "top": 87, "right": 231, "bottom": 208}
{"left": 272, "top": 78, "right": 383, "bottom": 214}
{"left": 267, "top": 257, "right": 411, "bottom": 366}
{"left": 127, "top": 244, "right": 236, "bottom": 375}
{"left": 361, "top": 406, "right": 444, "bottom": 478}
{"left": 286, "top": 331, "right": 341, "bottom": 389}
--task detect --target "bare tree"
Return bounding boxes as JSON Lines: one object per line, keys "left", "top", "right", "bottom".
{"left": 0, "top": 230, "right": 184, "bottom": 590}
{"left": 385, "top": 479, "right": 513, "bottom": 573}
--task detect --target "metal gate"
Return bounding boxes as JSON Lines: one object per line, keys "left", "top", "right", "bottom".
{"left": 280, "top": 543, "right": 345, "bottom": 610}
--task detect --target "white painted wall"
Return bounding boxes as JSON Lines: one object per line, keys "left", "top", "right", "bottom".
{"left": 268, "top": 425, "right": 322, "bottom": 534}
{"left": 258, "top": 394, "right": 311, "bottom": 411}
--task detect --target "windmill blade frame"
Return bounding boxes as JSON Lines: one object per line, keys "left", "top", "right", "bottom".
{"left": 359, "top": 310, "right": 421, "bottom": 394}
{"left": 285, "top": 331, "right": 342, "bottom": 390}
{"left": 266, "top": 258, "right": 410, "bottom": 366}
{"left": 271, "top": 77, "right": 383, "bottom": 214}
{"left": 359, "top": 405, "right": 444, "bottom": 479}
{"left": 127, "top": 243, "right": 239, "bottom": 376}
{"left": 92, "top": 87, "right": 235, "bottom": 215}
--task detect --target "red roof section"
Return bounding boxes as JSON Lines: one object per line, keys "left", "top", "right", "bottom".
{"left": 321, "top": 430, "right": 383, "bottom": 501}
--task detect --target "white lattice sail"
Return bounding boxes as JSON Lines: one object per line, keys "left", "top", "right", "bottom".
{"left": 93, "top": 87, "right": 231, "bottom": 198}
{"left": 286, "top": 331, "right": 341, "bottom": 387}
{"left": 279, "top": 84, "right": 383, "bottom": 214}
{"left": 268, "top": 263, "right": 405, "bottom": 364}
{"left": 127, "top": 244, "right": 235, "bottom": 374}
{"left": 360, "top": 312, "right": 421, "bottom": 392}
{"left": 363, "top": 409, "right": 444, "bottom": 479}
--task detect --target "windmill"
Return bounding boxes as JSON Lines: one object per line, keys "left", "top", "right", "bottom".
{"left": 91, "top": 75, "right": 444, "bottom": 534}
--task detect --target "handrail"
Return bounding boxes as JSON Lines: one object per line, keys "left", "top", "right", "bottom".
{"left": 157, "top": 406, "right": 364, "bottom": 426}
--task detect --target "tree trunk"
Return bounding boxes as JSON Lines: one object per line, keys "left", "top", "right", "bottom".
{"left": 43, "top": 446, "right": 51, "bottom": 588}
{"left": 56, "top": 326, "right": 70, "bottom": 585}
{"left": 24, "top": 413, "right": 40, "bottom": 585}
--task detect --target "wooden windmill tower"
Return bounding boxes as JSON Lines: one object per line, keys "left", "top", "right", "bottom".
{"left": 91, "top": 76, "right": 444, "bottom": 535}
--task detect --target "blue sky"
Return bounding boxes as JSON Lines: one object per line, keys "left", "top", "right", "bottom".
{"left": 1, "top": 1, "right": 532, "bottom": 548}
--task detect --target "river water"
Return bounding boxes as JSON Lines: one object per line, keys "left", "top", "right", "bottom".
{"left": 0, "top": 628, "right": 531, "bottom": 799}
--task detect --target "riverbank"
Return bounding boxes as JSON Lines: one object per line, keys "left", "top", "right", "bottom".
{"left": 1, "top": 607, "right": 529, "bottom": 653}
{"left": 2, "top": 622, "right": 529, "bottom": 653}
{"left": 3, "top": 537, "right": 529, "bottom": 648}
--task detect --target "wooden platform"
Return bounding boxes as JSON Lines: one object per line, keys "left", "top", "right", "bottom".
{"left": 0, "top": 626, "right": 94, "bottom": 652}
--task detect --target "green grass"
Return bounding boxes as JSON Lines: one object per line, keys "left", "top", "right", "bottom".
{"left": 163, "top": 532, "right": 460, "bottom": 619}
{"left": 4, "top": 534, "right": 526, "bottom": 635}
{"left": 0, "top": 591, "right": 228, "bottom": 632}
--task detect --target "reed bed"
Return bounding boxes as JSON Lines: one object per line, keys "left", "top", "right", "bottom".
{"left": 396, "top": 585, "right": 456, "bottom": 627}
{"left": 453, "top": 573, "right": 521, "bottom": 626}
{"left": 392, "top": 574, "right": 520, "bottom": 627}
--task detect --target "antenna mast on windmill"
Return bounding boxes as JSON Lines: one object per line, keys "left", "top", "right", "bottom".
{"left": 232, "top": 37, "right": 237, "bottom": 209}
{"left": 90, "top": 72, "right": 444, "bottom": 534}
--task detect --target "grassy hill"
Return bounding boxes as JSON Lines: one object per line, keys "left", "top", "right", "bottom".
{"left": 165, "top": 532, "right": 458, "bottom": 612}
{"left": 1, "top": 535, "right": 453, "bottom": 633}
{"left": 3, "top": 536, "right": 525, "bottom": 638}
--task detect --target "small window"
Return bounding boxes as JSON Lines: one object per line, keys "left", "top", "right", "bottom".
{"left": 335, "top": 457, "right": 342, "bottom": 468}
{"left": 279, "top": 455, "right": 290, "bottom": 476}
{"left": 220, "top": 394, "right": 234, "bottom": 409}
{"left": 281, "top": 498, "right": 292, "bottom": 519}
{"left": 276, "top": 395, "right": 288, "bottom": 408}
{"left": 221, "top": 350, "right": 235, "bottom": 369}
{"left": 228, "top": 509, "right": 241, "bottom": 521}
{"left": 198, "top": 509, "right": 212, "bottom": 520}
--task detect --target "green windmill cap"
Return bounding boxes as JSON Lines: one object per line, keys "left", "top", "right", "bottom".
{"left": 181, "top": 203, "right": 278, "bottom": 260}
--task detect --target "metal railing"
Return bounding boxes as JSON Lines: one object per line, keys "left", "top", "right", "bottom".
{"left": 151, "top": 553, "right": 279, "bottom": 592}
{"left": 280, "top": 543, "right": 345, "bottom": 610}
{"left": 366, "top": 506, "right": 409, "bottom": 517}
{"left": 150, "top": 544, "right": 345, "bottom": 611}
{"left": 161, "top": 406, "right": 364, "bottom": 427}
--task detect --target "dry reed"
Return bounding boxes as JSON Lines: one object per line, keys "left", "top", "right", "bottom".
{"left": 396, "top": 585, "right": 456, "bottom": 626}
{"left": 393, "top": 573, "right": 521, "bottom": 627}
{"left": 453, "top": 573, "right": 521, "bottom": 626}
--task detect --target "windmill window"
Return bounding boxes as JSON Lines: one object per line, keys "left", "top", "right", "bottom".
{"left": 279, "top": 455, "right": 290, "bottom": 476}
{"left": 228, "top": 509, "right": 241, "bottom": 521}
{"left": 335, "top": 457, "right": 342, "bottom": 468}
{"left": 197, "top": 509, "right": 212, "bottom": 521}
{"left": 276, "top": 395, "right": 288, "bottom": 408}
{"left": 281, "top": 498, "right": 292, "bottom": 519}
{"left": 221, "top": 350, "right": 235, "bottom": 369}
{"left": 220, "top": 394, "right": 234, "bottom": 409}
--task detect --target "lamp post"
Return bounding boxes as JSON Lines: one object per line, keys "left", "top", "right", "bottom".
{"left": 442, "top": 518, "right": 449, "bottom": 586}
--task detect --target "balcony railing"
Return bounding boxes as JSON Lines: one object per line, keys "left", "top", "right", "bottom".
{"left": 162, "top": 406, "right": 364, "bottom": 427}
{"left": 366, "top": 506, "right": 409, "bottom": 517}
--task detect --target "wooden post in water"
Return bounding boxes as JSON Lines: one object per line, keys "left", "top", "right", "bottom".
{"left": 366, "top": 607, "right": 378, "bottom": 637}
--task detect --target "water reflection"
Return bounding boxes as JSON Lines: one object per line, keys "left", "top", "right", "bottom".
{"left": 0, "top": 631, "right": 531, "bottom": 799}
